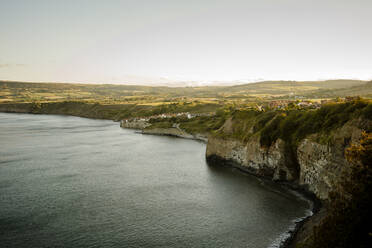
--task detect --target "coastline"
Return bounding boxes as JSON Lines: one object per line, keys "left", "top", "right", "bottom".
{"left": 1, "top": 110, "right": 320, "bottom": 248}
{"left": 125, "top": 127, "right": 321, "bottom": 248}
{"left": 205, "top": 155, "right": 322, "bottom": 248}
{"left": 140, "top": 128, "right": 208, "bottom": 143}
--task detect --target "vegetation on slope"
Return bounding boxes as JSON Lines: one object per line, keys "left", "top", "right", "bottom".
{"left": 0, "top": 101, "right": 222, "bottom": 121}
{"left": 299, "top": 81, "right": 372, "bottom": 99}
{"left": 216, "top": 99, "right": 372, "bottom": 146}
{"left": 146, "top": 112, "right": 227, "bottom": 134}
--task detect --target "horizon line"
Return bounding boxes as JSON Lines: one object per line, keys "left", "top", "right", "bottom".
{"left": 0, "top": 78, "right": 370, "bottom": 88}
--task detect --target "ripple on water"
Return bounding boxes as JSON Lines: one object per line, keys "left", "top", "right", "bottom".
{"left": 0, "top": 113, "right": 311, "bottom": 248}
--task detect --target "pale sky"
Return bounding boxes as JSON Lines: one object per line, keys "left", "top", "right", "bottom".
{"left": 1, "top": 0, "right": 371, "bottom": 85}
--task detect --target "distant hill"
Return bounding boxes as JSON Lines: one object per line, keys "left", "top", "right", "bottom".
{"left": 224, "top": 80, "right": 367, "bottom": 95}
{"left": 0, "top": 79, "right": 370, "bottom": 103}
{"left": 300, "top": 80, "right": 372, "bottom": 99}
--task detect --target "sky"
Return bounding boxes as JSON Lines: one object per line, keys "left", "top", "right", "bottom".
{"left": 1, "top": 0, "right": 371, "bottom": 85}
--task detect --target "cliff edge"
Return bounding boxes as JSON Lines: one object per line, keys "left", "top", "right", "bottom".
{"left": 205, "top": 100, "right": 372, "bottom": 247}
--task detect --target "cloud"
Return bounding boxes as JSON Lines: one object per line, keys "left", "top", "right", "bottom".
{"left": 0, "top": 63, "right": 26, "bottom": 68}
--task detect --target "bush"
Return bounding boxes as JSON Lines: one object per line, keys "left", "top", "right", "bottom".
{"left": 219, "top": 99, "right": 371, "bottom": 160}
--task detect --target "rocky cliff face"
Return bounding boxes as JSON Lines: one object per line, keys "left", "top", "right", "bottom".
{"left": 206, "top": 136, "right": 296, "bottom": 181}
{"left": 206, "top": 118, "right": 369, "bottom": 200}
{"left": 142, "top": 127, "right": 208, "bottom": 142}
{"left": 297, "top": 119, "right": 365, "bottom": 199}
{"left": 121, "top": 119, "right": 208, "bottom": 142}
{"left": 120, "top": 120, "right": 151, "bottom": 129}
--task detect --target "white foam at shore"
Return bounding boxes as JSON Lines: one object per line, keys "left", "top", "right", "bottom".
{"left": 267, "top": 189, "right": 314, "bottom": 248}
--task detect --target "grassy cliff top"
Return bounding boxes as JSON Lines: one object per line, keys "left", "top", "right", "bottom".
{"left": 215, "top": 99, "right": 372, "bottom": 147}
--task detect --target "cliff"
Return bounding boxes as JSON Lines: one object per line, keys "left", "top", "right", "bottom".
{"left": 142, "top": 127, "right": 207, "bottom": 142}
{"left": 120, "top": 119, "right": 151, "bottom": 129}
{"left": 141, "top": 122, "right": 208, "bottom": 142}
{"left": 296, "top": 119, "right": 365, "bottom": 200}
{"left": 206, "top": 136, "right": 296, "bottom": 181}
{"left": 206, "top": 118, "right": 369, "bottom": 200}
{"left": 205, "top": 101, "right": 372, "bottom": 247}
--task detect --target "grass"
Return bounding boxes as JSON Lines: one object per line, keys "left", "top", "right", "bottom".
{"left": 215, "top": 99, "right": 371, "bottom": 146}
{"left": 1, "top": 80, "right": 371, "bottom": 104}
{"left": 0, "top": 100, "right": 223, "bottom": 121}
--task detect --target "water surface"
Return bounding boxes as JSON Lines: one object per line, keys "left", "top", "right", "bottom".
{"left": 0, "top": 113, "right": 309, "bottom": 248}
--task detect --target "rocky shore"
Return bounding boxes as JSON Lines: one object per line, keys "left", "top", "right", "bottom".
{"left": 120, "top": 119, "right": 208, "bottom": 142}
{"left": 120, "top": 119, "right": 330, "bottom": 247}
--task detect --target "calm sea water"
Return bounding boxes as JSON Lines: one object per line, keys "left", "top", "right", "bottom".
{"left": 0, "top": 113, "right": 310, "bottom": 248}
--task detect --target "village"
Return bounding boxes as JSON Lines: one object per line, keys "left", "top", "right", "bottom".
{"left": 120, "top": 112, "right": 214, "bottom": 129}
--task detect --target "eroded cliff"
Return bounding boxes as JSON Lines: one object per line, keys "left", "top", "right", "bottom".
{"left": 296, "top": 120, "right": 364, "bottom": 199}
{"left": 206, "top": 118, "right": 370, "bottom": 200}
{"left": 204, "top": 100, "right": 372, "bottom": 247}
{"left": 206, "top": 136, "right": 296, "bottom": 181}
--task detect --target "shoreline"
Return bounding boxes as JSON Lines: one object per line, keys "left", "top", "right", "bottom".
{"left": 205, "top": 155, "right": 322, "bottom": 248}
{"left": 0, "top": 108, "right": 119, "bottom": 121}
{"left": 140, "top": 131, "right": 208, "bottom": 143}
{"left": 1, "top": 110, "right": 320, "bottom": 248}
{"left": 139, "top": 127, "right": 208, "bottom": 143}
{"left": 129, "top": 128, "right": 321, "bottom": 248}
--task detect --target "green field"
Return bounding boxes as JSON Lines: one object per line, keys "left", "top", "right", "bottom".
{"left": 1, "top": 79, "right": 371, "bottom": 105}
